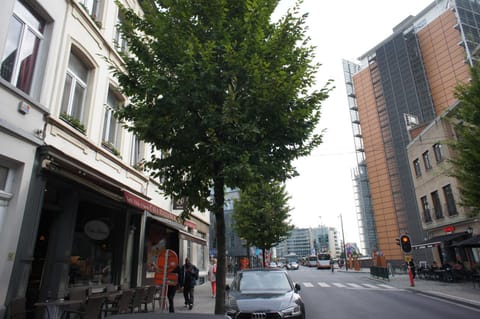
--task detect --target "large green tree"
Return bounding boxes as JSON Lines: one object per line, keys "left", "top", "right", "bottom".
{"left": 232, "top": 181, "right": 294, "bottom": 267}
{"left": 112, "top": 0, "right": 330, "bottom": 313}
{"left": 447, "top": 63, "right": 480, "bottom": 216}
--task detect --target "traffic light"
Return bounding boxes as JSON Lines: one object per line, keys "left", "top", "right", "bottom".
{"left": 400, "top": 234, "right": 412, "bottom": 253}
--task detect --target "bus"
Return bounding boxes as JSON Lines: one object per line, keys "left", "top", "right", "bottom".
{"left": 306, "top": 255, "right": 318, "bottom": 267}
{"left": 317, "top": 253, "right": 331, "bottom": 269}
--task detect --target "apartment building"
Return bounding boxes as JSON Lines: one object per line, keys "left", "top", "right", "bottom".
{"left": 343, "top": 0, "right": 478, "bottom": 263}
{"left": 0, "top": 1, "right": 209, "bottom": 315}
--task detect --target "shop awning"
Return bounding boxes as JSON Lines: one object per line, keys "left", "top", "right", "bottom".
{"left": 178, "top": 230, "right": 207, "bottom": 245}
{"left": 412, "top": 232, "right": 470, "bottom": 250}
{"left": 453, "top": 235, "right": 480, "bottom": 248}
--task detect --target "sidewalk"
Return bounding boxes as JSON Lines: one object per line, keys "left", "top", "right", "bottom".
{"left": 341, "top": 268, "right": 480, "bottom": 308}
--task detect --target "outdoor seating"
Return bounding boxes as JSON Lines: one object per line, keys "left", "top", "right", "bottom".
{"left": 61, "top": 296, "right": 105, "bottom": 319}
{"left": 103, "top": 289, "right": 134, "bottom": 316}
{"left": 128, "top": 287, "right": 146, "bottom": 313}
{"left": 141, "top": 286, "right": 157, "bottom": 312}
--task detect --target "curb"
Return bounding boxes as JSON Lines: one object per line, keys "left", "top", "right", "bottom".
{"left": 407, "top": 288, "right": 480, "bottom": 309}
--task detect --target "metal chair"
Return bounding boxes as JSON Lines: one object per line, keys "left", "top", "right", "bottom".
{"left": 103, "top": 289, "right": 134, "bottom": 316}
{"left": 141, "top": 286, "right": 157, "bottom": 312}
{"left": 128, "top": 287, "right": 146, "bottom": 313}
{"left": 62, "top": 296, "right": 105, "bottom": 319}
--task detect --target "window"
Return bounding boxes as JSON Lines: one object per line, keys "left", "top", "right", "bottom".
{"left": 80, "top": 0, "right": 99, "bottom": 18}
{"left": 431, "top": 191, "right": 443, "bottom": 219}
{"left": 113, "top": 15, "right": 127, "bottom": 53}
{"left": 60, "top": 52, "right": 89, "bottom": 125}
{"left": 1, "top": 1, "right": 45, "bottom": 94}
{"left": 131, "top": 135, "right": 144, "bottom": 166}
{"left": 420, "top": 196, "right": 432, "bottom": 223}
{"left": 0, "top": 166, "right": 8, "bottom": 191}
{"left": 443, "top": 184, "right": 457, "bottom": 216}
{"left": 422, "top": 151, "right": 432, "bottom": 170}
{"left": 433, "top": 143, "right": 443, "bottom": 163}
{"left": 413, "top": 159, "right": 422, "bottom": 177}
{"left": 102, "top": 89, "right": 121, "bottom": 148}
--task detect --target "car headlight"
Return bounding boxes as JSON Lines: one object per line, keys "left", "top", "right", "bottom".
{"left": 281, "top": 305, "right": 302, "bottom": 317}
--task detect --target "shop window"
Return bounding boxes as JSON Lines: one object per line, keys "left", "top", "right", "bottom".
{"left": 1, "top": 1, "right": 45, "bottom": 95}
{"left": 69, "top": 204, "right": 114, "bottom": 287}
{"left": 60, "top": 51, "right": 90, "bottom": 132}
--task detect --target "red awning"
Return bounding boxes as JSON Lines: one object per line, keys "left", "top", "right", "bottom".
{"left": 123, "top": 191, "right": 196, "bottom": 229}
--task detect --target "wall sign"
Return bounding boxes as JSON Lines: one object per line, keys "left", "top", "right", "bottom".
{"left": 84, "top": 220, "right": 110, "bottom": 240}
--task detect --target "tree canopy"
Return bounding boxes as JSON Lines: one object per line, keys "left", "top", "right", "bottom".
{"left": 448, "top": 63, "right": 480, "bottom": 216}
{"left": 111, "top": 0, "right": 331, "bottom": 313}
{"left": 233, "top": 181, "right": 294, "bottom": 267}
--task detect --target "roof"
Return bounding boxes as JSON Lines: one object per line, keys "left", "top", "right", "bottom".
{"left": 412, "top": 232, "right": 470, "bottom": 250}
{"left": 453, "top": 235, "right": 480, "bottom": 248}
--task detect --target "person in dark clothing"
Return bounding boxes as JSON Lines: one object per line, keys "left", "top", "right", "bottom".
{"left": 166, "top": 265, "right": 180, "bottom": 312}
{"left": 179, "top": 258, "right": 199, "bottom": 310}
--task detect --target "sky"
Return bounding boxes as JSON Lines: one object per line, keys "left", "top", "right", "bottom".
{"left": 274, "top": 0, "right": 433, "bottom": 247}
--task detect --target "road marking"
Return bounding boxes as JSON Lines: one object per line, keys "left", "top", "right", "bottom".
{"left": 377, "top": 284, "right": 396, "bottom": 289}
{"left": 346, "top": 283, "right": 362, "bottom": 288}
{"left": 318, "top": 282, "right": 330, "bottom": 287}
{"left": 332, "top": 283, "right": 346, "bottom": 288}
{"left": 303, "top": 282, "right": 314, "bottom": 287}
{"left": 361, "top": 284, "right": 378, "bottom": 289}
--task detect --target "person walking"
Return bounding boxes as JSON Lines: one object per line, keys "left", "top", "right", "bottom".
{"left": 208, "top": 258, "right": 217, "bottom": 298}
{"left": 179, "top": 258, "right": 199, "bottom": 310}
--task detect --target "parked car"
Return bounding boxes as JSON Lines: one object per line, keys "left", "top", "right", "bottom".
{"left": 225, "top": 269, "right": 305, "bottom": 319}
{"left": 268, "top": 261, "right": 278, "bottom": 268}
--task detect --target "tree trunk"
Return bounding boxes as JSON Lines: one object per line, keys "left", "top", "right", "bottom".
{"left": 262, "top": 248, "right": 266, "bottom": 268}
{"left": 213, "top": 176, "right": 226, "bottom": 314}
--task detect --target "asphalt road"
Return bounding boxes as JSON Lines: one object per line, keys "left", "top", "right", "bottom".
{"left": 287, "top": 266, "right": 480, "bottom": 319}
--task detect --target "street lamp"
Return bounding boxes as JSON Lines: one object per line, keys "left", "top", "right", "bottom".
{"left": 339, "top": 214, "right": 348, "bottom": 271}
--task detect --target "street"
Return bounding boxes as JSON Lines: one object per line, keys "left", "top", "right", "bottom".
{"left": 287, "top": 266, "right": 480, "bottom": 319}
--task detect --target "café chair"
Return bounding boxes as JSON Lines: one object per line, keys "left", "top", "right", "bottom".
{"left": 128, "top": 287, "right": 146, "bottom": 313}
{"left": 62, "top": 296, "right": 105, "bottom": 319}
{"left": 103, "top": 290, "right": 134, "bottom": 316}
{"left": 141, "top": 286, "right": 157, "bottom": 312}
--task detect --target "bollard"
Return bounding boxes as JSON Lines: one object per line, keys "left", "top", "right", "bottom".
{"left": 408, "top": 267, "right": 415, "bottom": 287}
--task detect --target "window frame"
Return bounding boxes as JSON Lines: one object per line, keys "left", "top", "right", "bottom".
{"left": 1, "top": 0, "right": 45, "bottom": 95}
{"left": 102, "top": 88, "right": 122, "bottom": 148}
{"left": 433, "top": 143, "right": 443, "bottom": 163}
{"left": 442, "top": 184, "right": 457, "bottom": 216}
{"left": 60, "top": 51, "right": 90, "bottom": 126}
{"left": 431, "top": 190, "right": 444, "bottom": 219}
{"left": 413, "top": 159, "right": 422, "bottom": 177}
{"left": 420, "top": 196, "right": 432, "bottom": 223}
{"left": 422, "top": 151, "right": 432, "bottom": 170}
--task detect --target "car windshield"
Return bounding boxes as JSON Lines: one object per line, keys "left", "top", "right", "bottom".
{"left": 238, "top": 271, "right": 292, "bottom": 292}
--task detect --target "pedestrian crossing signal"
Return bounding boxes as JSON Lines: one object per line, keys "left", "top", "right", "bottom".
{"left": 400, "top": 234, "right": 412, "bottom": 253}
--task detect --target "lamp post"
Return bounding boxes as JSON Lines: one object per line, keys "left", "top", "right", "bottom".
{"left": 339, "top": 214, "right": 348, "bottom": 271}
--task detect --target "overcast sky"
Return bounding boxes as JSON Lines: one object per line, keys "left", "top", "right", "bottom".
{"left": 274, "top": 0, "right": 433, "bottom": 246}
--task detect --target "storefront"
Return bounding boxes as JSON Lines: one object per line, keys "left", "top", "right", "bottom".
{"left": 8, "top": 146, "right": 208, "bottom": 315}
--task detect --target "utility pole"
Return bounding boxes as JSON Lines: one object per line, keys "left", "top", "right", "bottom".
{"left": 339, "top": 214, "right": 348, "bottom": 271}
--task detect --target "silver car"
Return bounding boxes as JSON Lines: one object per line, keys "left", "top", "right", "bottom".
{"left": 225, "top": 269, "right": 305, "bottom": 319}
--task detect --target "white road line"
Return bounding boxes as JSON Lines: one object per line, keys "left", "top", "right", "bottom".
{"left": 361, "top": 283, "right": 378, "bottom": 289}
{"left": 346, "top": 283, "right": 363, "bottom": 288}
{"left": 377, "top": 284, "right": 396, "bottom": 289}
{"left": 332, "top": 283, "right": 346, "bottom": 288}
{"left": 303, "top": 282, "right": 314, "bottom": 287}
{"left": 318, "top": 282, "right": 330, "bottom": 287}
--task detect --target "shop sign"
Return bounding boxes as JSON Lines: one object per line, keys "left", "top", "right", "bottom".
{"left": 443, "top": 225, "right": 455, "bottom": 233}
{"left": 84, "top": 220, "right": 110, "bottom": 240}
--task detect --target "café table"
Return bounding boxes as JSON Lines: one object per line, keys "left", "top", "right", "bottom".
{"left": 34, "top": 299, "right": 85, "bottom": 319}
